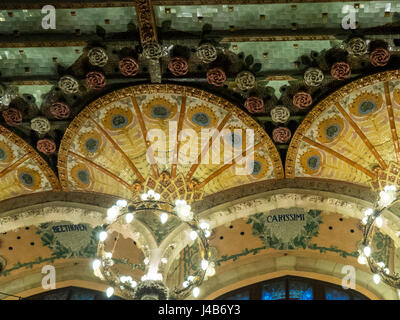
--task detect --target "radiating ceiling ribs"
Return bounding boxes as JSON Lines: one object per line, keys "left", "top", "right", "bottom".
{"left": 384, "top": 81, "right": 400, "bottom": 164}
{"left": 0, "top": 154, "right": 29, "bottom": 179}
{"left": 334, "top": 101, "right": 387, "bottom": 170}
{"left": 302, "top": 136, "right": 375, "bottom": 178}
{"left": 171, "top": 96, "right": 186, "bottom": 179}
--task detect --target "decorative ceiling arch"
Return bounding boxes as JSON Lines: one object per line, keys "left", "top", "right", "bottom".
{"left": 58, "top": 84, "right": 283, "bottom": 202}
{"left": 0, "top": 125, "right": 60, "bottom": 202}
{"left": 286, "top": 69, "right": 400, "bottom": 188}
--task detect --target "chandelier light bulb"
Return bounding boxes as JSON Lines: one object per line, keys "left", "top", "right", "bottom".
{"left": 377, "top": 262, "right": 385, "bottom": 268}
{"left": 201, "top": 259, "right": 209, "bottom": 271}
{"left": 106, "top": 287, "right": 114, "bottom": 298}
{"left": 363, "top": 246, "right": 371, "bottom": 257}
{"left": 364, "top": 208, "right": 373, "bottom": 216}
{"left": 204, "top": 230, "right": 211, "bottom": 238}
{"left": 376, "top": 216, "right": 383, "bottom": 228}
{"left": 193, "top": 287, "right": 200, "bottom": 298}
{"left": 148, "top": 189, "right": 155, "bottom": 197}
{"left": 130, "top": 280, "right": 137, "bottom": 288}
{"left": 141, "top": 193, "right": 148, "bottom": 201}
{"left": 116, "top": 199, "right": 127, "bottom": 208}
{"left": 120, "top": 276, "right": 127, "bottom": 283}
{"left": 183, "top": 281, "right": 189, "bottom": 288}
{"left": 362, "top": 217, "right": 368, "bottom": 225}
{"left": 125, "top": 213, "right": 134, "bottom": 223}
{"left": 154, "top": 193, "right": 161, "bottom": 200}
{"left": 190, "top": 230, "right": 198, "bottom": 241}
{"left": 200, "top": 222, "right": 209, "bottom": 230}
{"left": 99, "top": 231, "right": 108, "bottom": 242}
{"left": 144, "top": 257, "right": 149, "bottom": 265}
{"left": 107, "top": 206, "right": 119, "bottom": 220}
{"left": 206, "top": 266, "right": 216, "bottom": 277}
{"left": 104, "top": 252, "right": 112, "bottom": 259}
{"left": 357, "top": 254, "right": 367, "bottom": 265}
{"left": 384, "top": 268, "right": 390, "bottom": 275}
{"left": 187, "top": 275, "right": 194, "bottom": 282}
{"left": 92, "top": 259, "right": 101, "bottom": 270}
{"left": 161, "top": 258, "right": 168, "bottom": 264}
{"left": 160, "top": 212, "right": 169, "bottom": 224}
{"left": 373, "top": 274, "right": 381, "bottom": 284}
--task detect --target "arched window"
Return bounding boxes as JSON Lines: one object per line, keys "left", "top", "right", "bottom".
{"left": 217, "top": 276, "right": 369, "bottom": 300}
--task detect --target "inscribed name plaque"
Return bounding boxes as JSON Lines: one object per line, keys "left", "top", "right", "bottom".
{"left": 37, "top": 221, "right": 100, "bottom": 258}
{"left": 247, "top": 208, "right": 322, "bottom": 250}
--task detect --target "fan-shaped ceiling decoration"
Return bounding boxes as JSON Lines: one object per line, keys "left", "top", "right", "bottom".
{"left": 0, "top": 126, "right": 60, "bottom": 202}
{"left": 58, "top": 84, "right": 283, "bottom": 202}
{"left": 286, "top": 70, "right": 400, "bottom": 188}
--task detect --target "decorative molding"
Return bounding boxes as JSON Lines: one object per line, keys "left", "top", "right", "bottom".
{"left": 135, "top": 0, "right": 158, "bottom": 45}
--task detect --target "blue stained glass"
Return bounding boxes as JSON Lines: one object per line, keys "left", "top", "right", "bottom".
{"left": 325, "top": 287, "right": 350, "bottom": 300}
{"left": 70, "top": 291, "right": 96, "bottom": 300}
{"left": 262, "top": 281, "right": 286, "bottom": 300}
{"left": 223, "top": 291, "right": 250, "bottom": 300}
{"left": 289, "top": 280, "right": 313, "bottom": 300}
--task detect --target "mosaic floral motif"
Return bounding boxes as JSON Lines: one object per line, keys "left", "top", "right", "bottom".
{"left": 142, "top": 43, "right": 163, "bottom": 60}
{"left": 0, "top": 141, "right": 13, "bottom": 164}
{"left": 235, "top": 71, "right": 256, "bottom": 90}
{"left": 345, "top": 37, "right": 368, "bottom": 56}
{"left": 370, "top": 48, "right": 390, "bottom": 67}
{"left": 119, "top": 57, "right": 139, "bottom": 76}
{"left": 86, "top": 71, "right": 106, "bottom": 90}
{"left": 31, "top": 117, "right": 51, "bottom": 135}
{"left": 102, "top": 106, "right": 133, "bottom": 131}
{"left": 168, "top": 57, "right": 188, "bottom": 76}
{"left": 196, "top": 43, "right": 217, "bottom": 63}
{"left": 271, "top": 106, "right": 290, "bottom": 124}
{"left": 304, "top": 68, "right": 324, "bottom": 87}
{"left": 87, "top": 47, "right": 108, "bottom": 67}
{"left": 50, "top": 102, "right": 71, "bottom": 119}
{"left": 244, "top": 96, "right": 264, "bottom": 113}
{"left": 247, "top": 156, "right": 269, "bottom": 178}
{"left": 348, "top": 91, "right": 383, "bottom": 117}
{"left": 79, "top": 131, "right": 102, "bottom": 157}
{"left": 331, "top": 62, "right": 351, "bottom": 80}
{"left": 143, "top": 98, "right": 177, "bottom": 120}
{"left": 300, "top": 148, "right": 324, "bottom": 175}
{"left": 2, "top": 107, "right": 22, "bottom": 126}
{"left": 37, "top": 139, "right": 57, "bottom": 155}
{"left": 71, "top": 164, "right": 91, "bottom": 188}
{"left": 246, "top": 208, "right": 322, "bottom": 250}
{"left": 272, "top": 127, "right": 291, "bottom": 143}
{"left": 293, "top": 92, "right": 312, "bottom": 109}
{"left": 206, "top": 68, "right": 226, "bottom": 87}
{"left": 316, "top": 116, "right": 344, "bottom": 143}
{"left": 187, "top": 105, "right": 217, "bottom": 129}
{"left": 58, "top": 75, "right": 79, "bottom": 94}
{"left": 17, "top": 166, "right": 42, "bottom": 190}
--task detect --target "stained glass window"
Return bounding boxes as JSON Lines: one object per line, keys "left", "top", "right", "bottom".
{"left": 261, "top": 280, "right": 286, "bottom": 300}
{"left": 288, "top": 280, "right": 313, "bottom": 300}
{"left": 223, "top": 291, "right": 250, "bottom": 300}
{"left": 325, "top": 287, "right": 350, "bottom": 300}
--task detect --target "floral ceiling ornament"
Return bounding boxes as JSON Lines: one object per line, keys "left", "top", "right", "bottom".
{"left": 2, "top": 107, "right": 22, "bottom": 126}
{"left": 206, "top": 68, "right": 226, "bottom": 86}
{"left": 58, "top": 75, "right": 79, "bottom": 94}
{"left": 142, "top": 43, "right": 163, "bottom": 60}
{"left": 370, "top": 48, "right": 390, "bottom": 67}
{"left": 37, "top": 138, "right": 57, "bottom": 155}
{"left": 86, "top": 71, "right": 106, "bottom": 90}
{"left": 244, "top": 96, "right": 264, "bottom": 113}
{"left": 235, "top": 71, "right": 256, "bottom": 90}
{"left": 271, "top": 106, "right": 290, "bottom": 124}
{"left": 345, "top": 37, "right": 368, "bottom": 56}
{"left": 304, "top": 68, "right": 324, "bottom": 87}
{"left": 196, "top": 43, "right": 218, "bottom": 63}
{"left": 293, "top": 91, "right": 313, "bottom": 109}
{"left": 31, "top": 117, "right": 51, "bottom": 135}
{"left": 331, "top": 62, "right": 351, "bottom": 80}
{"left": 88, "top": 47, "right": 109, "bottom": 67}
{"left": 132, "top": 280, "right": 169, "bottom": 300}
{"left": 168, "top": 57, "right": 189, "bottom": 76}
{"left": 119, "top": 57, "right": 140, "bottom": 76}
{"left": 50, "top": 102, "right": 71, "bottom": 119}
{"left": 272, "top": 127, "right": 292, "bottom": 143}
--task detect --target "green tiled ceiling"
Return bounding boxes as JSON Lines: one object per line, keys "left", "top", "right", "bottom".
{"left": 17, "top": 85, "right": 53, "bottom": 107}
{"left": 0, "top": 7, "right": 137, "bottom": 34}
{"left": 0, "top": 47, "right": 84, "bottom": 77}
{"left": 155, "top": 2, "right": 397, "bottom": 31}
{"left": 227, "top": 40, "right": 339, "bottom": 72}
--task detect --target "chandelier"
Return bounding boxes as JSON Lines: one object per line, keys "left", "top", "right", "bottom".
{"left": 92, "top": 189, "right": 215, "bottom": 300}
{"left": 358, "top": 184, "right": 400, "bottom": 287}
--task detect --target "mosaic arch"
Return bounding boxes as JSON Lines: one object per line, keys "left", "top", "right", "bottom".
{"left": 286, "top": 69, "right": 400, "bottom": 188}
{"left": 0, "top": 125, "right": 60, "bottom": 202}
{"left": 58, "top": 84, "right": 283, "bottom": 201}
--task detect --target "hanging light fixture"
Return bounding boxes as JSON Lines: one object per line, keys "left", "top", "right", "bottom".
{"left": 93, "top": 189, "right": 215, "bottom": 300}
{"left": 359, "top": 184, "right": 400, "bottom": 288}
